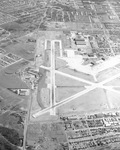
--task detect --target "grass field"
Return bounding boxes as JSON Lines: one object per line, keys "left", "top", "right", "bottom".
{"left": 56, "top": 87, "right": 86, "bottom": 102}
{"left": 57, "top": 67, "right": 94, "bottom": 82}
{"left": 114, "top": 87, "right": 120, "bottom": 91}
{"left": 0, "top": 70, "right": 29, "bottom": 89}
{"left": 55, "top": 58, "right": 67, "bottom": 70}
{"left": 97, "top": 68, "right": 120, "bottom": 82}
{"left": 104, "top": 78, "right": 120, "bottom": 86}
{"left": 26, "top": 121, "right": 67, "bottom": 148}
{"left": 2, "top": 41, "right": 35, "bottom": 60}
{"left": 55, "top": 74, "right": 90, "bottom": 87}
{"left": 105, "top": 90, "right": 120, "bottom": 109}
{"left": 4, "top": 59, "right": 29, "bottom": 74}
{"left": 56, "top": 88, "right": 109, "bottom": 115}
{"left": 0, "top": 86, "right": 28, "bottom": 112}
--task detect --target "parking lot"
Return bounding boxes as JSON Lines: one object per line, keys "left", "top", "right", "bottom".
{"left": 0, "top": 50, "right": 22, "bottom": 69}
{"left": 60, "top": 111, "right": 120, "bottom": 150}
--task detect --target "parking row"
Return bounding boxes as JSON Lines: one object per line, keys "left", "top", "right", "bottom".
{"left": 69, "top": 134, "right": 120, "bottom": 150}
{"left": 0, "top": 12, "right": 18, "bottom": 25}
{"left": 69, "top": 139, "right": 96, "bottom": 150}
{"left": 62, "top": 117, "right": 120, "bottom": 131}
{"left": 90, "top": 126, "right": 120, "bottom": 137}
{"left": 46, "top": 7, "right": 91, "bottom": 23}
{"left": 60, "top": 112, "right": 120, "bottom": 131}
{"left": 0, "top": 52, "right": 22, "bottom": 68}
{"left": 60, "top": 111, "right": 120, "bottom": 121}
{"left": 95, "top": 134, "right": 120, "bottom": 147}
{"left": 66, "top": 129, "right": 91, "bottom": 141}
{"left": 66, "top": 126, "right": 120, "bottom": 143}
{"left": 0, "top": 0, "right": 30, "bottom": 12}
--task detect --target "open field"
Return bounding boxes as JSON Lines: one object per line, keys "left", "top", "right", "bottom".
{"left": 57, "top": 67, "right": 94, "bottom": 82}
{"left": 0, "top": 21, "right": 30, "bottom": 39}
{"left": 0, "top": 70, "right": 29, "bottom": 89}
{"left": 56, "top": 87, "right": 86, "bottom": 102}
{"left": 4, "top": 59, "right": 30, "bottom": 74}
{"left": 114, "top": 87, "right": 120, "bottom": 91}
{"left": 1, "top": 0, "right": 120, "bottom": 149}
{"left": 56, "top": 88, "right": 109, "bottom": 115}
{"left": 105, "top": 90, "right": 120, "bottom": 109}
{"left": 55, "top": 57, "right": 67, "bottom": 70}
{"left": 26, "top": 121, "right": 67, "bottom": 149}
{"left": 97, "top": 67, "right": 120, "bottom": 82}
{"left": 0, "top": 87, "right": 23, "bottom": 113}
{"left": 1, "top": 40, "right": 35, "bottom": 60}
{"left": 104, "top": 77, "right": 120, "bottom": 86}
{"left": 55, "top": 74, "right": 90, "bottom": 87}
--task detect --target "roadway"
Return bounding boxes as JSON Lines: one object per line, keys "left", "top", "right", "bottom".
{"left": 23, "top": 88, "right": 33, "bottom": 150}
{"left": 33, "top": 65, "right": 120, "bottom": 118}
{"left": 50, "top": 40, "right": 56, "bottom": 115}
{"left": 32, "top": 2, "right": 120, "bottom": 117}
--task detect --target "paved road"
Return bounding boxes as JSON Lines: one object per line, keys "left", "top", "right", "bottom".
{"left": 50, "top": 41, "right": 56, "bottom": 115}
{"left": 55, "top": 70, "right": 94, "bottom": 85}
{"left": 32, "top": 4, "right": 120, "bottom": 118}
{"left": 23, "top": 89, "right": 33, "bottom": 150}
{"left": 33, "top": 67, "right": 120, "bottom": 118}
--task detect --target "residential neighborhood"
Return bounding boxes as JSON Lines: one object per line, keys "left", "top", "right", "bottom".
{"left": 1, "top": 0, "right": 120, "bottom": 150}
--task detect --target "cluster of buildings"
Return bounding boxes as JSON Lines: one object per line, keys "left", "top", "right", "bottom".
{"left": 21, "top": 66, "right": 40, "bottom": 90}
{"left": 64, "top": 32, "right": 92, "bottom": 58}
{"left": 59, "top": 112, "right": 120, "bottom": 150}
{"left": 62, "top": 31, "right": 111, "bottom": 67}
